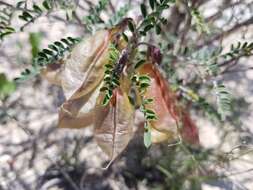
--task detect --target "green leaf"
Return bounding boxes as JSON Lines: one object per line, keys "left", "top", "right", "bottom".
{"left": 122, "top": 32, "right": 128, "bottom": 42}
{"left": 48, "top": 44, "right": 58, "bottom": 52}
{"left": 149, "top": 0, "right": 156, "bottom": 10}
{"left": 128, "top": 21, "right": 135, "bottom": 32}
{"left": 140, "top": 82, "right": 150, "bottom": 89}
{"left": 42, "top": 49, "right": 54, "bottom": 56}
{"left": 0, "top": 73, "right": 16, "bottom": 100}
{"left": 191, "top": 8, "right": 210, "bottom": 34}
{"left": 38, "top": 52, "right": 48, "bottom": 60}
{"left": 146, "top": 115, "right": 157, "bottom": 120}
{"left": 105, "top": 70, "right": 112, "bottom": 75}
{"left": 143, "top": 98, "right": 153, "bottom": 104}
{"left": 19, "top": 11, "right": 33, "bottom": 21}
{"left": 42, "top": 0, "right": 51, "bottom": 10}
{"left": 139, "top": 75, "right": 151, "bottom": 83}
{"left": 214, "top": 83, "right": 232, "bottom": 120}
{"left": 242, "top": 42, "right": 248, "bottom": 49}
{"left": 17, "top": 36, "right": 80, "bottom": 82}
{"left": 33, "top": 4, "right": 43, "bottom": 13}
{"left": 23, "top": 11, "right": 33, "bottom": 20}
{"left": 139, "top": 31, "right": 146, "bottom": 36}
{"left": 144, "top": 24, "right": 154, "bottom": 33}
{"left": 155, "top": 24, "right": 161, "bottom": 34}
{"left": 100, "top": 86, "right": 108, "bottom": 92}
{"left": 61, "top": 38, "right": 71, "bottom": 46}
{"left": 16, "top": 1, "right": 26, "bottom": 8}
{"left": 131, "top": 75, "right": 138, "bottom": 82}
{"left": 112, "top": 78, "right": 120, "bottom": 86}
{"left": 144, "top": 123, "right": 152, "bottom": 148}
{"left": 29, "top": 32, "right": 42, "bottom": 58}
{"left": 3, "top": 27, "right": 15, "bottom": 32}
{"left": 159, "top": 17, "right": 167, "bottom": 24}
{"left": 107, "top": 5, "right": 130, "bottom": 26}
{"left": 54, "top": 41, "right": 65, "bottom": 49}
{"left": 0, "top": 30, "right": 15, "bottom": 40}
{"left": 104, "top": 64, "right": 113, "bottom": 69}
{"left": 140, "top": 3, "right": 147, "bottom": 18}
{"left": 145, "top": 109, "right": 156, "bottom": 115}
{"left": 102, "top": 93, "right": 111, "bottom": 106}
{"left": 84, "top": 0, "right": 109, "bottom": 32}
{"left": 135, "top": 59, "right": 146, "bottom": 69}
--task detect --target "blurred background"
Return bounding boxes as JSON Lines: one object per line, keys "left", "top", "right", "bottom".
{"left": 0, "top": 0, "right": 253, "bottom": 189}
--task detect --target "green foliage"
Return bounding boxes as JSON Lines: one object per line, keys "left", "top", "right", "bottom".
{"left": 16, "top": 0, "right": 79, "bottom": 30}
{"left": 140, "top": 3, "right": 147, "bottom": 18}
{"left": 128, "top": 21, "right": 135, "bottom": 33}
{"left": 15, "top": 36, "right": 80, "bottom": 82}
{"left": 29, "top": 32, "right": 42, "bottom": 58}
{"left": 100, "top": 44, "right": 120, "bottom": 105}
{"left": 144, "top": 122, "right": 152, "bottom": 148}
{"left": 107, "top": 5, "right": 130, "bottom": 27}
{"left": 0, "top": 6, "right": 15, "bottom": 40}
{"left": 132, "top": 74, "right": 157, "bottom": 148}
{"left": 189, "top": 41, "right": 253, "bottom": 78}
{"left": 57, "top": 0, "right": 77, "bottom": 10}
{"left": 0, "top": 73, "right": 16, "bottom": 100}
{"left": 190, "top": 46, "right": 223, "bottom": 76}
{"left": 149, "top": 0, "right": 156, "bottom": 10}
{"left": 171, "top": 85, "right": 221, "bottom": 121}
{"left": 223, "top": 41, "right": 253, "bottom": 59}
{"left": 191, "top": 7, "right": 210, "bottom": 34}
{"left": 138, "top": 0, "right": 175, "bottom": 36}
{"left": 213, "top": 82, "right": 232, "bottom": 121}
{"left": 18, "top": 0, "right": 54, "bottom": 29}
{"left": 84, "top": 0, "right": 109, "bottom": 32}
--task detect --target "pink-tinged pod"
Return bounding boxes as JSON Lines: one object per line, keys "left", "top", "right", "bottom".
{"left": 138, "top": 63, "right": 199, "bottom": 145}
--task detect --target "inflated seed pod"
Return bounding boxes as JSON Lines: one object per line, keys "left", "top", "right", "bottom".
{"left": 94, "top": 76, "right": 134, "bottom": 164}
{"left": 41, "top": 27, "right": 127, "bottom": 129}
{"left": 137, "top": 62, "right": 199, "bottom": 145}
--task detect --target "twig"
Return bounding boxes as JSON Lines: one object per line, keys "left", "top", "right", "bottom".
{"left": 0, "top": 1, "right": 35, "bottom": 12}
{"left": 109, "top": 0, "right": 115, "bottom": 14}
{"left": 222, "top": 67, "right": 253, "bottom": 74}
{"left": 45, "top": 156, "right": 81, "bottom": 190}
{"left": 3, "top": 110, "right": 33, "bottom": 136}
{"left": 72, "top": 11, "right": 85, "bottom": 27}
{"left": 197, "top": 17, "right": 253, "bottom": 49}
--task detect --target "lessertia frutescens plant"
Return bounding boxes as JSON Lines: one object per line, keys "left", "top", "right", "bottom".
{"left": 12, "top": 0, "right": 253, "bottom": 166}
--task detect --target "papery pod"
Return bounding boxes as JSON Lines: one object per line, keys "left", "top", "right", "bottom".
{"left": 180, "top": 112, "right": 199, "bottom": 145}
{"left": 40, "top": 18, "right": 131, "bottom": 129}
{"left": 42, "top": 28, "right": 126, "bottom": 129}
{"left": 94, "top": 77, "right": 134, "bottom": 162}
{"left": 138, "top": 63, "right": 199, "bottom": 144}
{"left": 138, "top": 63, "right": 178, "bottom": 142}
{"left": 151, "top": 127, "right": 173, "bottom": 143}
{"left": 58, "top": 30, "right": 111, "bottom": 128}
{"left": 61, "top": 30, "right": 110, "bottom": 100}
{"left": 58, "top": 84, "right": 102, "bottom": 128}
